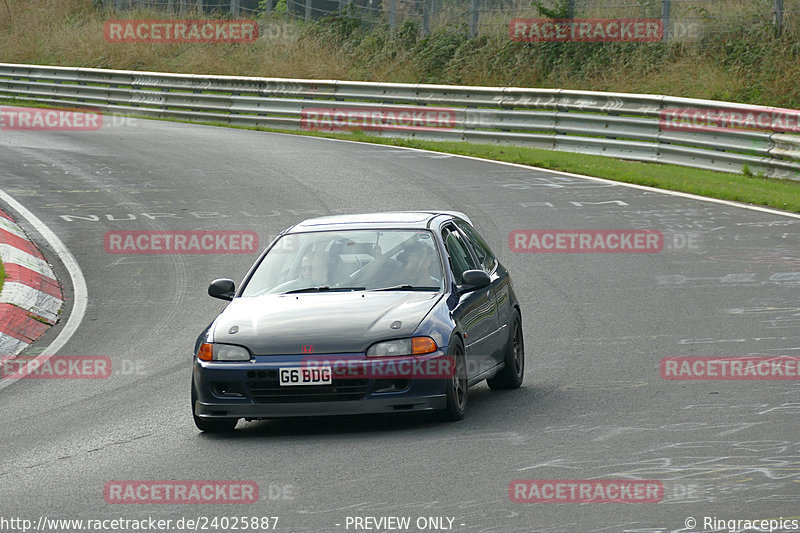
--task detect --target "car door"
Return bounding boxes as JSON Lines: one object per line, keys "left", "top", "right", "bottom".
{"left": 455, "top": 220, "right": 510, "bottom": 365}
{"left": 441, "top": 224, "right": 501, "bottom": 380}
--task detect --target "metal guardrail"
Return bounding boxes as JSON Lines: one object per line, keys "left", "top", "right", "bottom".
{"left": 0, "top": 62, "right": 798, "bottom": 180}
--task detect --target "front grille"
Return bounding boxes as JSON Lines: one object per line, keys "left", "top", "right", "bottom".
{"left": 246, "top": 370, "right": 368, "bottom": 403}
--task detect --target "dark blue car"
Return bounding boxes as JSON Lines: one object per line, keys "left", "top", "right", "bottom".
{"left": 192, "top": 211, "right": 524, "bottom": 432}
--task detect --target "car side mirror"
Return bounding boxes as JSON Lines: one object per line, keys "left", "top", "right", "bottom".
{"left": 208, "top": 278, "right": 236, "bottom": 301}
{"left": 458, "top": 270, "right": 491, "bottom": 294}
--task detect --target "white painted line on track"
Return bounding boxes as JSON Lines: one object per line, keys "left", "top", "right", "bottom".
{"left": 275, "top": 132, "right": 800, "bottom": 220}
{"left": 0, "top": 189, "right": 88, "bottom": 391}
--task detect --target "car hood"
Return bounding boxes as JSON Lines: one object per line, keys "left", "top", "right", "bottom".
{"left": 210, "top": 291, "right": 442, "bottom": 355}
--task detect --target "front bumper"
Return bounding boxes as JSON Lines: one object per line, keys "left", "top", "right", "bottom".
{"left": 194, "top": 395, "right": 447, "bottom": 419}
{"left": 193, "top": 352, "right": 449, "bottom": 419}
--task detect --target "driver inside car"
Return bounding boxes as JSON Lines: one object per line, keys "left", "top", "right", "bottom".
{"left": 271, "top": 251, "right": 328, "bottom": 293}
{"left": 396, "top": 242, "right": 441, "bottom": 288}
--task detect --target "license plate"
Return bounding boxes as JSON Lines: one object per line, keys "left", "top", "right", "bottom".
{"left": 279, "top": 366, "right": 332, "bottom": 386}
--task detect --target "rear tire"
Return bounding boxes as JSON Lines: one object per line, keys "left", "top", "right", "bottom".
{"left": 439, "top": 338, "right": 468, "bottom": 421}
{"left": 192, "top": 378, "right": 238, "bottom": 432}
{"left": 487, "top": 311, "right": 524, "bottom": 390}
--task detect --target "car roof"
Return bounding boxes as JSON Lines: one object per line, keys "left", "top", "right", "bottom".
{"left": 286, "top": 211, "right": 472, "bottom": 233}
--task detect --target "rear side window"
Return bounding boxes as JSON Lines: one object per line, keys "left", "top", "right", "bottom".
{"left": 455, "top": 220, "right": 497, "bottom": 273}
{"left": 442, "top": 226, "right": 478, "bottom": 285}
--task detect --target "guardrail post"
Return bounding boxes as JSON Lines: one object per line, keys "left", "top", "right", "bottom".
{"left": 567, "top": 0, "right": 575, "bottom": 18}
{"left": 178, "top": 0, "right": 185, "bottom": 13}
{"left": 422, "top": 0, "right": 431, "bottom": 36}
{"left": 469, "top": 0, "right": 480, "bottom": 38}
{"left": 231, "top": 0, "right": 240, "bottom": 16}
{"left": 661, "top": 0, "right": 671, "bottom": 41}
{"left": 388, "top": 0, "right": 396, "bottom": 29}
{"left": 167, "top": 0, "right": 174, "bottom": 12}
{"left": 114, "top": 0, "right": 122, "bottom": 9}
{"left": 305, "top": 0, "right": 312, "bottom": 21}
{"left": 775, "top": 0, "right": 784, "bottom": 35}
{"left": 197, "top": 0, "right": 203, "bottom": 13}
{"left": 137, "top": 0, "right": 144, "bottom": 9}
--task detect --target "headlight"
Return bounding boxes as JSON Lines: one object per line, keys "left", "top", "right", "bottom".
{"left": 366, "top": 337, "right": 437, "bottom": 357}
{"left": 197, "top": 343, "right": 251, "bottom": 362}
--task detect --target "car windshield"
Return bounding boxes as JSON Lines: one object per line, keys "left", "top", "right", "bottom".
{"left": 240, "top": 229, "right": 444, "bottom": 296}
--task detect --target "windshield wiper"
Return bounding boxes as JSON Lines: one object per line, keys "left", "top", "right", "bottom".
{"left": 371, "top": 285, "right": 440, "bottom": 292}
{"left": 283, "top": 286, "right": 365, "bottom": 294}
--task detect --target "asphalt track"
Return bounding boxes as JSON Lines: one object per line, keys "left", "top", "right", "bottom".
{"left": 1, "top": 112, "right": 800, "bottom": 533}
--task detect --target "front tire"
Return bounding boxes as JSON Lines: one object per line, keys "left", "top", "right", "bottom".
{"left": 487, "top": 311, "right": 524, "bottom": 390}
{"left": 439, "top": 338, "right": 468, "bottom": 421}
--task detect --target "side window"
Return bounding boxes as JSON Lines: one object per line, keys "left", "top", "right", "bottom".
{"left": 442, "top": 226, "right": 478, "bottom": 285}
{"left": 455, "top": 221, "right": 497, "bottom": 273}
